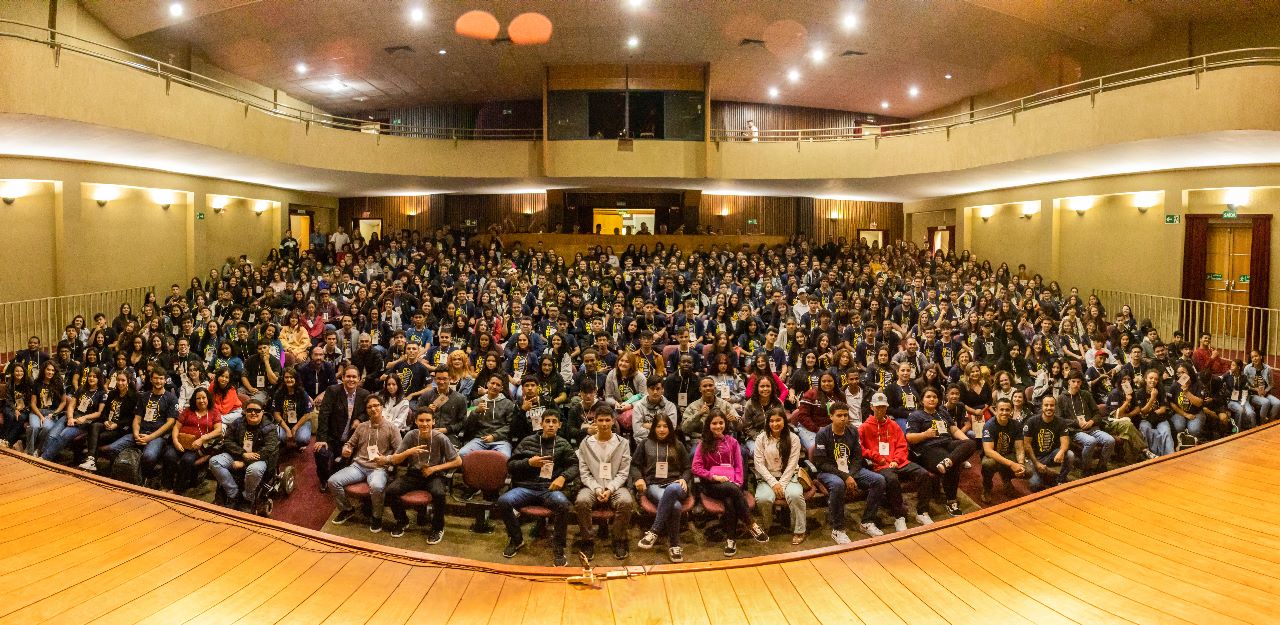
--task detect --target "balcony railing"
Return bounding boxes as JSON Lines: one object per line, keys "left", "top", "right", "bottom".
{"left": 0, "top": 19, "right": 541, "bottom": 140}
{"left": 711, "top": 47, "right": 1280, "bottom": 143}
{"left": 0, "top": 286, "right": 154, "bottom": 360}
{"left": 1092, "top": 289, "right": 1278, "bottom": 360}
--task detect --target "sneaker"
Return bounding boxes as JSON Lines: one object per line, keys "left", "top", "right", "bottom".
{"left": 945, "top": 500, "right": 961, "bottom": 516}
{"left": 78, "top": 456, "right": 98, "bottom": 472}
{"left": 860, "top": 522, "right": 884, "bottom": 537}
{"left": 1143, "top": 449, "right": 1157, "bottom": 460}
{"left": 831, "top": 529, "right": 852, "bottom": 545}
{"left": 612, "top": 540, "right": 629, "bottom": 560}
{"left": 0, "top": 440, "right": 7, "bottom": 449}
{"left": 980, "top": 488, "right": 992, "bottom": 504}
{"left": 390, "top": 521, "right": 408, "bottom": 538}
{"left": 369, "top": 518, "right": 383, "bottom": 533}
{"left": 962, "top": 460, "right": 972, "bottom": 469}
{"left": 553, "top": 552, "right": 568, "bottom": 567}
{"left": 893, "top": 517, "right": 908, "bottom": 532}
{"left": 749, "top": 523, "right": 770, "bottom": 543}
{"left": 318, "top": 482, "right": 328, "bottom": 494}
{"left": 503, "top": 539, "right": 525, "bottom": 558}
{"left": 915, "top": 513, "right": 934, "bottom": 525}
{"left": 668, "top": 545, "right": 684, "bottom": 563}
{"left": 332, "top": 509, "right": 355, "bottom": 525}
{"left": 723, "top": 539, "right": 737, "bottom": 557}
{"left": 426, "top": 529, "right": 444, "bottom": 545}
{"left": 638, "top": 531, "right": 658, "bottom": 550}
{"left": 579, "top": 541, "right": 595, "bottom": 560}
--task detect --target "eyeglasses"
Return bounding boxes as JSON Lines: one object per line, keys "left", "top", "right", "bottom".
{"left": 244, "top": 408, "right": 263, "bottom": 414}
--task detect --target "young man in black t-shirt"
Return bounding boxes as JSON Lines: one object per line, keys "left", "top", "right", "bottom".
{"left": 980, "top": 397, "right": 1025, "bottom": 503}
{"left": 1023, "top": 396, "right": 1072, "bottom": 492}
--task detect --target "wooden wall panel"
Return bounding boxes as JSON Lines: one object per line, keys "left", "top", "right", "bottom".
{"left": 712, "top": 100, "right": 906, "bottom": 133}
{"left": 444, "top": 193, "right": 549, "bottom": 232}
{"left": 549, "top": 64, "right": 705, "bottom": 92}
{"left": 697, "top": 195, "right": 798, "bottom": 235}
{"left": 338, "top": 195, "right": 447, "bottom": 234}
{"left": 811, "top": 199, "right": 904, "bottom": 244}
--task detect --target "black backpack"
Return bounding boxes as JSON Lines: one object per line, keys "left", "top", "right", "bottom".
{"left": 111, "top": 446, "right": 143, "bottom": 485}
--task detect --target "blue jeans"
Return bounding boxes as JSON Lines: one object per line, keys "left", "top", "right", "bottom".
{"left": 209, "top": 452, "right": 267, "bottom": 502}
{"left": 41, "top": 420, "right": 83, "bottom": 461}
{"left": 458, "top": 438, "right": 513, "bottom": 458}
{"left": 1139, "top": 420, "right": 1174, "bottom": 456}
{"left": 220, "top": 408, "right": 243, "bottom": 429}
{"left": 27, "top": 413, "right": 66, "bottom": 456}
{"left": 1249, "top": 395, "right": 1280, "bottom": 422}
{"left": 106, "top": 434, "right": 168, "bottom": 473}
{"left": 496, "top": 486, "right": 570, "bottom": 550}
{"left": 816, "top": 468, "right": 885, "bottom": 530}
{"left": 1073, "top": 429, "right": 1115, "bottom": 471}
{"left": 796, "top": 425, "right": 816, "bottom": 451}
{"left": 755, "top": 478, "right": 806, "bottom": 533}
{"left": 287, "top": 420, "right": 313, "bottom": 447}
{"left": 1228, "top": 401, "right": 1259, "bottom": 430}
{"left": 328, "top": 463, "right": 389, "bottom": 517}
{"left": 1027, "top": 451, "right": 1074, "bottom": 492}
{"left": 646, "top": 482, "right": 688, "bottom": 546}
{"left": 1168, "top": 414, "right": 1188, "bottom": 435}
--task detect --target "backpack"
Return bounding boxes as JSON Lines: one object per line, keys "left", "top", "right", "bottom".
{"left": 111, "top": 446, "right": 143, "bottom": 485}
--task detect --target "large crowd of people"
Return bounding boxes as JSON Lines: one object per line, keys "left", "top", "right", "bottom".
{"left": 1, "top": 224, "right": 1267, "bottom": 566}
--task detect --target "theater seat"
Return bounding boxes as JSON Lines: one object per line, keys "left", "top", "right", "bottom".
{"left": 461, "top": 450, "right": 508, "bottom": 532}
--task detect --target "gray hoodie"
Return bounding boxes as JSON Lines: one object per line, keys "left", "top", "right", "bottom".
{"left": 576, "top": 433, "right": 632, "bottom": 493}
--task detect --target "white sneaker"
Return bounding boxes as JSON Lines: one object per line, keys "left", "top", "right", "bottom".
{"left": 637, "top": 531, "right": 658, "bottom": 550}
{"left": 831, "top": 529, "right": 852, "bottom": 544}
{"left": 893, "top": 517, "right": 908, "bottom": 532}
{"left": 860, "top": 522, "right": 884, "bottom": 537}
{"left": 915, "top": 513, "right": 934, "bottom": 525}
{"left": 963, "top": 461, "right": 972, "bottom": 469}
{"left": 78, "top": 457, "right": 98, "bottom": 471}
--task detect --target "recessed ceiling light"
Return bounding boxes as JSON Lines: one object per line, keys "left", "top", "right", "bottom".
{"left": 409, "top": 7, "right": 425, "bottom": 23}
{"left": 329, "top": 77, "right": 345, "bottom": 91}
{"left": 628, "top": 0, "right": 644, "bottom": 7}
{"left": 168, "top": 3, "right": 184, "bottom": 17}
{"left": 768, "top": 86, "right": 779, "bottom": 98}
{"left": 295, "top": 62, "right": 308, "bottom": 74}
{"left": 787, "top": 68, "right": 800, "bottom": 83}
{"left": 908, "top": 85, "right": 920, "bottom": 97}
{"left": 353, "top": 96, "right": 368, "bottom": 102}
{"left": 880, "top": 100, "right": 890, "bottom": 109}
{"left": 842, "top": 14, "right": 858, "bottom": 31}
{"left": 438, "top": 49, "right": 447, "bottom": 55}
{"left": 627, "top": 35, "right": 639, "bottom": 49}
{"left": 810, "top": 48, "right": 826, "bottom": 64}
{"left": 944, "top": 73, "right": 953, "bottom": 80}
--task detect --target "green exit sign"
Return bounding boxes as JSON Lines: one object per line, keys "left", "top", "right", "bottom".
{"left": 1207, "top": 273, "right": 1223, "bottom": 281}
{"left": 1164, "top": 215, "right": 1180, "bottom": 224}
{"left": 196, "top": 211, "right": 205, "bottom": 220}
{"left": 747, "top": 218, "right": 758, "bottom": 225}
{"left": 1223, "top": 209, "right": 1238, "bottom": 219}
{"left": 1240, "top": 275, "right": 1250, "bottom": 283}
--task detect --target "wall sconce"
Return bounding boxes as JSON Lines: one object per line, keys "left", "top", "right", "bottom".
{"left": 828, "top": 210, "right": 839, "bottom": 221}
{"left": 150, "top": 189, "right": 175, "bottom": 210}
{"left": 0, "top": 180, "right": 28, "bottom": 205}
{"left": 1066, "top": 196, "right": 1094, "bottom": 214}
{"left": 1019, "top": 202, "right": 1040, "bottom": 219}
{"left": 1, "top": 197, "right": 13, "bottom": 205}
{"left": 978, "top": 205, "right": 995, "bottom": 222}
{"left": 253, "top": 200, "right": 270, "bottom": 214}
{"left": 93, "top": 185, "right": 120, "bottom": 207}
{"left": 210, "top": 195, "right": 229, "bottom": 212}
{"left": 1224, "top": 187, "right": 1250, "bottom": 208}
{"left": 1132, "top": 192, "right": 1159, "bottom": 213}
{"left": 718, "top": 207, "right": 729, "bottom": 217}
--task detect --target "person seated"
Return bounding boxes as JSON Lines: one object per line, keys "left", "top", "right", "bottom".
{"left": 859, "top": 393, "right": 934, "bottom": 531}
{"left": 1023, "top": 396, "right": 1072, "bottom": 492}
{"left": 271, "top": 367, "right": 315, "bottom": 449}
{"left": 905, "top": 387, "right": 976, "bottom": 516}
{"left": 496, "top": 411, "right": 579, "bottom": 566}
{"left": 106, "top": 366, "right": 177, "bottom": 481}
{"left": 164, "top": 387, "right": 223, "bottom": 495}
{"left": 632, "top": 375, "right": 677, "bottom": 446}
{"left": 384, "top": 409, "right": 462, "bottom": 541}
{"left": 461, "top": 375, "right": 515, "bottom": 457}
{"left": 313, "top": 365, "right": 371, "bottom": 489}
{"left": 26, "top": 361, "right": 67, "bottom": 457}
{"left": 1059, "top": 372, "right": 1114, "bottom": 475}
{"left": 574, "top": 408, "right": 635, "bottom": 560}
{"left": 419, "top": 366, "right": 469, "bottom": 445}
{"left": 681, "top": 376, "right": 741, "bottom": 443}
{"left": 326, "top": 395, "right": 403, "bottom": 533}
{"left": 980, "top": 398, "right": 1026, "bottom": 503}
{"left": 793, "top": 372, "right": 843, "bottom": 450}
{"left": 41, "top": 368, "right": 107, "bottom": 463}
{"left": 692, "top": 410, "right": 769, "bottom": 557}
{"left": 814, "top": 401, "right": 886, "bottom": 542}
{"left": 633, "top": 413, "right": 692, "bottom": 562}
{"left": 752, "top": 407, "right": 808, "bottom": 545}
{"left": 209, "top": 398, "right": 277, "bottom": 510}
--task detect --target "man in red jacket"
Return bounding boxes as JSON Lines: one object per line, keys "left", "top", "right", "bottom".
{"left": 1192, "top": 332, "right": 1231, "bottom": 376}
{"left": 859, "top": 392, "right": 936, "bottom": 531}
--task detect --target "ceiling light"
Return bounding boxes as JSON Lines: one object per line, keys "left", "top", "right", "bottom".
{"left": 438, "top": 49, "right": 447, "bottom": 55}
{"left": 842, "top": 14, "right": 858, "bottom": 31}
{"left": 787, "top": 69, "right": 800, "bottom": 83}
{"left": 328, "top": 77, "right": 345, "bottom": 91}
{"left": 908, "top": 86, "right": 920, "bottom": 98}
{"left": 628, "top": 0, "right": 644, "bottom": 7}
{"left": 168, "top": 3, "right": 184, "bottom": 17}
{"left": 810, "top": 48, "right": 826, "bottom": 64}
{"left": 294, "top": 62, "right": 307, "bottom": 75}
{"left": 880, "top": 100, "right": 889, "bottom": 109}
{"left": 627, "top": 35, "right": 639, "bottom": 49}
{"left": 768, "top": 87, "right": 779, "bottom": 98}
{"left": 944, "top": 73, "right": 953, "bottom": 80}
{"left": 409, "top": 7, "right": 425, "bottom": 23}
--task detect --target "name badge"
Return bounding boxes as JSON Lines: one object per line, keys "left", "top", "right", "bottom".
{"left": 242, "top": 435, "right": 253, "bottom": 453}
{"left": 769, "top": 361, "right": 778, "bottom": 373}
{"left": 367, "top": 444, "right": 380, "bottom": 460}
{"left": 768, "top": 454, "right": 782, "bottom": 472}
{"left": 678, "top": 392, "right": 688, "bottom": 408}
{"left": 935, "top": 420, "right": 947, "bottom": 435}
{"left": 256, "top": 375, "right": 265, "bottom": 387}
{"left": 985, "top": 342, "right": 995, "bottom": 353}
{"left": 322, "top": 312, "right": 330, "bottom": 322}
{"left": 539, "top": 461, "right": 554, "bottom": 479}
{"left": 836, "top": 456, "right": 849, "bottom": 473}
{"left": 599, "top": 462, "right": 613, "bottom": 482}
{"left": 943, "top": 353, "right": 953, "bottom": 367}
{"left": 1233, "top": 390, "right": 1245, "bottom": 403}
{"left": 529, "top": 407, "right": 544, "bottom": 430}
{"left": 145, "top": 405, "right": 158, "bottom": 422}
{"left": 286, "top": 406, "right": 298, "bottom": 424}
{"left": 879, "top": 441, "right": 891, "bottom": 456}
{"left": 718, "top": 385, "right": 729, "bottom": 400}
{"left": 78, "top": 395, "right": 92, "bottom": 413}
{"left": 903, "top": 394, "right": 916, "bottom": 409}
{"left": 654, "top": 461, "right": 668, "bottom": 479}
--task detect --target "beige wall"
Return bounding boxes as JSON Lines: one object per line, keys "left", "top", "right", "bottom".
{"left": 0, "top": 156, "right": 337, "bottom": 301}
{"left": 545, "top": 141, "right": 705, "bottom": 179}
{"left": 905, "top": 164, "right": 1280, "bottom": 307}
{"left": 906, "top": 209, "right": 956, "bottom": 247}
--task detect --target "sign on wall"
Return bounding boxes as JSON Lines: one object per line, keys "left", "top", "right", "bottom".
{"left": 1207, "top": 273, "right": 1223, "bottom": 281}
{"left": 1240, "top": 275, "right": 1251, "bottom": 283}
{"left": 1164, "top": 215, "right": 1180, "bottom": 224}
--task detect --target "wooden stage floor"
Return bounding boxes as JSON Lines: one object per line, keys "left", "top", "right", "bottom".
{"left": 2, "top": 423, "right": 1279, "bottom": 625}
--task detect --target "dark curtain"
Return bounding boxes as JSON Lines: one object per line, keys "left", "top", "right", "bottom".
{"left": 1180, "top": 215, "right": 1210, "bottom": 340}
{"left": 1248, "top": 215, "right": 1271, "bottom": 352}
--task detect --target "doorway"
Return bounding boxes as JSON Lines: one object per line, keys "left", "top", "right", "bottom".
{"left": 1204, "top": 222, "right": 1252, "bottom": 341}
{"left": 356, "top": 218, "right": 383, "bottom": 244}
{"left": 928, "top": 226, "right": 954, "bottom": 253}
{"left": 857, "top": 229, "right": 887, "bottom": 249}
{"left": 593, "top": 208, "right": 655, "bottom": 235}
{"left": 289, "top": 212, "right": 313, "bottom": 251}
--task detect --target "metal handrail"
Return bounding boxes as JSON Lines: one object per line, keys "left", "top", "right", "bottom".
{"left": 1092, "top": 288, "right": 1279, "bottom": 357}
{"left": 0, "top": 19, "right": 541, "bottom": 140}
{"left": 713, "top": 47, "right": 1280, "bottom": 142}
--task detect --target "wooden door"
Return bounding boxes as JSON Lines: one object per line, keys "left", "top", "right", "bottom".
{"left": 1205, "top": 223, "right": 1252, "bottom": 339}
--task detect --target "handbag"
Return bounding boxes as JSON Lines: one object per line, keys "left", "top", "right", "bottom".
{"left": 796, "top": 467, "right": 814, "bottom": 491}
{"left": 176, "top": 433, "right": 200, "bottom": 451}
{"left": 708, "top": 464, "right": 736, "bottom": 481}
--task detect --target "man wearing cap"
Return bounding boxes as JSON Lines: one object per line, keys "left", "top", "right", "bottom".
{"left": 860, "top": 392, "right": 934, "bottom": 531}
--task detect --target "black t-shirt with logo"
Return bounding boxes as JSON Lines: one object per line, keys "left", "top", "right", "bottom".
{"left": 1023, "top": 416, "right": 1067, "bottom": 458}
{"left": 983, "top": 416, "right": 1023, "bottom": 457}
